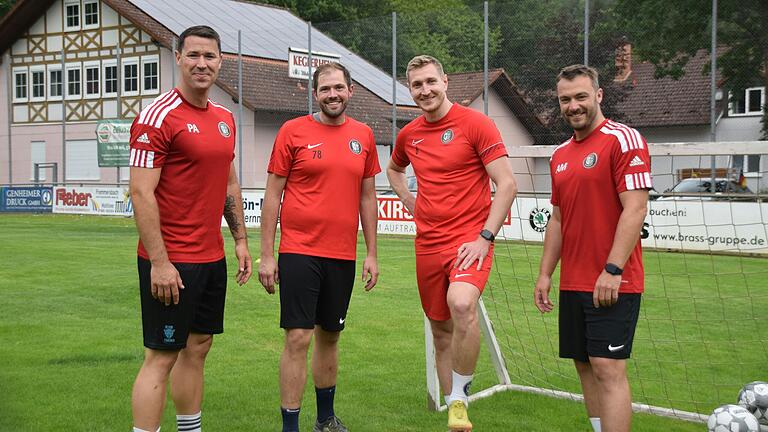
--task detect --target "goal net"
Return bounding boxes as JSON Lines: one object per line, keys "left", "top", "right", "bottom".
{"left": 424, "top": 141, "right": 768, "bottom": 425}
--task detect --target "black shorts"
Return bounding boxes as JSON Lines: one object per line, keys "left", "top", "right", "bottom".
{"left": 138, "top": 257, "right": 227, "bottom": 350}
{"left": 278, "top": 253, "right": 355, "bottom": 332}
{"left": 559, "top": 291, "right": 641, "bottom": 362}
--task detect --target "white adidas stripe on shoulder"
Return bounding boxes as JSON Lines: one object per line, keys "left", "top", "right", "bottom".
{"left": 138, "top": 90, "right": 175, "bottom": 125}
{"left": 152, "top": 97, "right": 183, "bottom": 128}
{"left": 600, "top": 120, "right": 644, "bottom": 153}
{"left": 208, "top": 100, "right": 232, "bottom": 113}
{"left": 549, "top": 138, "right": 572, "bottom": 161}
{"left": 137, "top": 90, "right": 182, "bottom": 128}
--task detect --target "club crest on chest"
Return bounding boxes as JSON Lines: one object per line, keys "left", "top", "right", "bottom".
{"left": 349, "top": 139, "right": 362, "bottom": 155}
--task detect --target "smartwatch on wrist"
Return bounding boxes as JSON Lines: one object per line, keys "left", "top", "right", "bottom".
{"left": 604, "top": 263, "right": 623, "bottom": 276}
{"left": 480, "top": 229, "right": 495, "bottom": 242}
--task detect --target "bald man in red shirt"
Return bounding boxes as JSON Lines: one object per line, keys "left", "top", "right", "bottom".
{"left": 387, "top": 55, "right": 517, "bottom": 431}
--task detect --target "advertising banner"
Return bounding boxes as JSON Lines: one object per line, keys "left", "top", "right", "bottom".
{"left": 221, "top": 193, "right": 768, "bottom": 255}
{"left": 288, "top": 47, "right": 341, "bottom": 80}
{"left": 500, "top": 198, "right": 768, "bottom": 255}
{"left": 222, "top": 191, "right": 265, "bottom": 228}
{"left": 52, "top": 186, "right": 132, "bottom": 216}
{"left": 0, "top": 186, "right": 53, "bottom": 212}
{"left": 96, "top": 120, "right": 132, "bottom": 167}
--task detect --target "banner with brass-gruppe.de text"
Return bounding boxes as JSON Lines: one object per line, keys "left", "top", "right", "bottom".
{"left": 96, "top": 120, "right": 132, "bottom": 167}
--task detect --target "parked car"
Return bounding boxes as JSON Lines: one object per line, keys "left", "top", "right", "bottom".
{"left": 656, "top": 178, "right": 755, "bottom": 201}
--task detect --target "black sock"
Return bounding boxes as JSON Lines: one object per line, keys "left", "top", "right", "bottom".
{"left": 315, "top": 385, "right": 336, "bottom": 423}
{"left": 281, "top": 407, "right": 300, "bottom": 432}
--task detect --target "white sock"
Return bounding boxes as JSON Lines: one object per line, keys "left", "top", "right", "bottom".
{"left": 444, "top": 394, "right": 452, "bottom": 406}
{"left": 449, "top": 371, "right": 473, "bottom": 405}
{"left": 177, "top": 411, "right": 202, "bottom": 432}
{"left": 132, "top": 428, "right": 160, "bottom": 432}
{"left": 590, "top": 417, "right": 601, "bottom": 432}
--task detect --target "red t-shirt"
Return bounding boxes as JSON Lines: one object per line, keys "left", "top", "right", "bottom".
{"left": 550, "top": 119, "right": 652, "bottom": 293}
{"left": 268, "top": 115, "right": 380, "bottom": 260}
{"left": 392, "top": 104, "right": 508, "bottom": 254}
{"left": 129, "top": 88, "right": 235, "bottom": 263}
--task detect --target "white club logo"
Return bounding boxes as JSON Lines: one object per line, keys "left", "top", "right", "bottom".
{"left": 349, "top": 139, "right": 362, "bottom": 155}
{"left": 583, "top": 152, "right": 598, "bottom": 169}
{"left": 441, "top": 129, "right": 454, "bottom": 144}
{"left": 218, "top": 121, "right": 231, "bottom": 137}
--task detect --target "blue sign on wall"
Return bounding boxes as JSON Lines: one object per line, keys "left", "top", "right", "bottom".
{"left": 0, "top": 186, "right": 53, "bottom": 212}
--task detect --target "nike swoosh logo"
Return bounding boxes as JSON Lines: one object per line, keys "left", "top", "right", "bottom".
{"left": 308, "top": 143, "right": 323, "bottom": 149}
{"left": 339, "top": 318, "right": 345, "bottom": 324}
{"left": 411, "top": 139, "right": 424, "bottom": 146}
{"left": 608, "top": 344, "right": 625, "bottom": 352}
{"left": 455, "top": 273, "right": 472, "bottom": 278}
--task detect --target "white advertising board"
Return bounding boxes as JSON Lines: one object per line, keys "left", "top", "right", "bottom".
{"left": 226, "top": 193, "right": 768, "bottom": 255}
{"left": 52, "top": 186, "right": 132, "bottom": 215}
{"left": 288, "top": 47, "right": 341, "bottom": 80}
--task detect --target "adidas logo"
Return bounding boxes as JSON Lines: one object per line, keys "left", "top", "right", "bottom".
{"left": 137, "top": 133, "right": 150, "bottom": 144}
{"left": 629, "top": 155, "right": 644, "bottom": 167}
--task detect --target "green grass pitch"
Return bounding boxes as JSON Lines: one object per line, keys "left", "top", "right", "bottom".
{"left": 1, "top": 214, "right": 764, "bottom": 431}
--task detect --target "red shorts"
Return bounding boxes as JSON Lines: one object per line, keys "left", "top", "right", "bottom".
{"left": 415, "top": 244, "right": 494, "bottom": 321}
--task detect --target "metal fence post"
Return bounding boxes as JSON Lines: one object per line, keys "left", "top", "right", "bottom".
{"left": 584, "top": 0, "right": 590, "bottom": 66}
{"left": 710, "top": 0, "right": 718, "bottom": 190}
{"left": 238, "top": 30, "right": 243, "bottom": 179}
{"left": 483, "top": 1, "right": 489, "bottom": 115}
{"left": 307, "top": 21, "right": 313, "bottom": 114}
{"left": 392, "top": 12, "right": 397, "bottom": 151}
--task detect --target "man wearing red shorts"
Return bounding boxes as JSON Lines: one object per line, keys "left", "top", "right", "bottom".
{"left": 534, "top": 64, "right": 651, "bottom": 432}
{"left": 386, "top": 55, "right": 518, "bottom": 431}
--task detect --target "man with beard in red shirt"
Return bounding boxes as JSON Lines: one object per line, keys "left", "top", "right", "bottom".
{"left": 535, "top": 64, "right": 651, "bottom": 432}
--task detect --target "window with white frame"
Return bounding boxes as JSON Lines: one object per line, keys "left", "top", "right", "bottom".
{"left": 142, "top": 55, "right": 159, "bottom": 94}
{"left": 103, "top": 60, "right": 117, "bottom": 96}
{"left": 30, "top": 67, "right": 46, "bottom": 101}
{"left": 65, "top": 139, "right": 100, "bottom": 181}
{"left": 48, "top": 65, "right": 63, "bottom": 100}
{"left": 66, "top": 64, "right": 81, "bottom": 99}
{"left": 13, "top": 68, "right": 28, "bottom": 102}
{"left": 64, "top": 0, "right": 80, "bottom": 31}
{"left": 733, "top": 155, "right": 761, "bottom": 175}
{"left": 729, "top": 87, "right": 766, "bottom": 116}
{"left": 123, "top": 59, "right": 139, "bottom": 96}
{"left": 83, "top": 0, "right": 99, "bottom": 28}
{"left": 30, "top": 141, "right": 47, "bottom": 181}
{"left": 84, "top": 61, "right": 100, "bottom": 98}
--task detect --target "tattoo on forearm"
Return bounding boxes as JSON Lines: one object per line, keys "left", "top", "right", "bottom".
{"left": 223, "top": 195, "right": 246, "bottom": 240}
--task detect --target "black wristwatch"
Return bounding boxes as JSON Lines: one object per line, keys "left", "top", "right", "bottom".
{"left": 480, "top": 229, "right": 495, "bottom": 242}
{"left": 604, "top": 263, "right": 623, "bottom": 276}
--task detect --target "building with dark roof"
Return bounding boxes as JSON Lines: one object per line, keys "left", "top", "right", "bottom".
{"left": 0, "top": 0, "right": 418, "bottom": 187}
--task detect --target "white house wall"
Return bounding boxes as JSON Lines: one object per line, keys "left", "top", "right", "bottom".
{"left": 468, "top": 89, "right": 536, "bottom": 194}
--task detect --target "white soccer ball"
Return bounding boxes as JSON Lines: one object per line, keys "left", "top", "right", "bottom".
{"left": 738, "top": 381, "right": 768, "bottom": 425}
{"left": 707, "top": 404, "right": 760, "bottom": 432}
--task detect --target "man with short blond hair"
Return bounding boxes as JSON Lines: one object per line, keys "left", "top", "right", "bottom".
{"left": 535, "top": 64, "right": 651, "bottom": 432}
{"left": 387, "top": 54, "right": 517, "bottom": 431}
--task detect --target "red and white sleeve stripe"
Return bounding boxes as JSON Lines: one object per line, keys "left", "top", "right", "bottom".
{"left": 129, "top": 148, "right": 155, "bottom": 168}
{"left": 624, "top": 172, "right": 652, "bottom": 190}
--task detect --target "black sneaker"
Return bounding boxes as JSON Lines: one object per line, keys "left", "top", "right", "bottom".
{"left": 312, "top": 416, "right": 348, "bottom": 432}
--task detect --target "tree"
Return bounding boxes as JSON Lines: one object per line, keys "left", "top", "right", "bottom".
{"left": 0, "top": 0, "right": 18, "bottom": 19}
{"left": 610, "top": 0, "right": 768, "bottom": 138}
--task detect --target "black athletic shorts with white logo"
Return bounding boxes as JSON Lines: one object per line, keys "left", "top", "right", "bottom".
{"left": 138, "top": 257, "right": 227, "bottom": 350}
{"left": 559, "top": 291, "right": 641, "bottom": 362}
{"left": 278, "top": 253, "right": 355, "bottom": 332}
